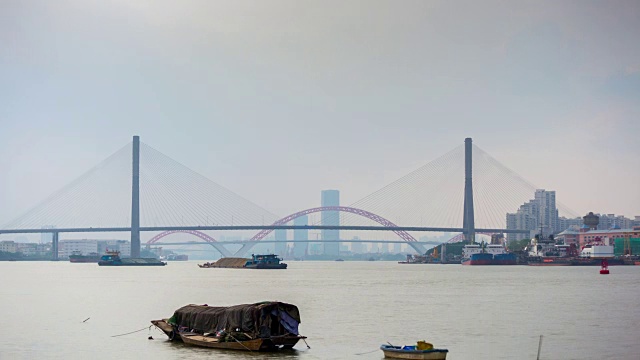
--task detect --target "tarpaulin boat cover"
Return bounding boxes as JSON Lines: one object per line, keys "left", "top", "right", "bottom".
{"left": 168, "top": 302, "right": 301, "bottom": 338}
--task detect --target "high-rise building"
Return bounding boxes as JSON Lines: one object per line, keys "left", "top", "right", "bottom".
{"left": 351, "top": 236, "right": 364, "bottom": 254}
{"left": 293, "top": 215, "right": 308, "bottom": 259}
{"left": 321, "top": 190, "right": 340, "bottom": 256}
{"left": 535, "top": 189, "right": 558, "bottom": 235}
{"left": 274, "top": 229, "right": 287, "bottom": 257}
{"left": 597, "top": 214, "right": 634, "bottom": 230}
{"left": 506, "top": 189, "right": 559, "bottom": 241}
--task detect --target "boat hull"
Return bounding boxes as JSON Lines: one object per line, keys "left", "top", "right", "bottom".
{"left": 98, "top": 261, "right": 166, "bottom": 266}
{"left": 181, "top": 334, "right": 270, "bottom": 351}
{"left": 462, "top": 253, "right": 517, "bottom": 265}
{"left": 99, "top": 258, "right": 166, "bottom": 266}
{"left": 69, "top": 257, "right": 99, "bottom": 263}
{"left": 570, "top": 258, "right": 626, "bottom": 266}
{"left": 244, "top": 263, "right": 287, "bottom": 269}
{"left": 151, "top": 319, "right": 303, "bottom": 351}
{"left": 380, "top": 345, "right": 448, "bottom": 360}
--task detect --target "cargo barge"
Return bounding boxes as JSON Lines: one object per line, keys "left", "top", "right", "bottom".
{"left": 198, "top": 254, "right": 287, "bottom": 269}
{"left": 98, "top": 251, "right": 167, "bottom": 266}
{"left": 69, "top": 251, "right": 100, "bottom": 263}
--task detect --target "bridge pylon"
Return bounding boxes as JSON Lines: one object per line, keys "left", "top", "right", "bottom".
{"left": 462, "top": 137, "right": 475, "bottom": 244}
{"left": 131, "top": 135, "right": 141, "bottom": 257}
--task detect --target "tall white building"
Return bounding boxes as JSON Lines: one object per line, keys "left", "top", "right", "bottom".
{"left": 321, "top": 190, "right": 340, "bottom": 256}
{"left": 293, "top": 215, "right": 309, "bottom": 259}
{"left": 351, "top": 237, "right": 364, "bottom": 254}
{"left": 506, "top": 189, "right": 559, "bottom": 241}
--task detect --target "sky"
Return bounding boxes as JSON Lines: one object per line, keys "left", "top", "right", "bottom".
{"left": 1, "top": 0, "right": 639, "bottom": 227}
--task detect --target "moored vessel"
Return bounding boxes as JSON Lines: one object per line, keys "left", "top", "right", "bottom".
{"left": 526, "top": 235, "right": 576, "bottom": 266}
{"left": 461, "top": 242, "right": 517, "bottom": 265}
{"left": 151, "top": 301, "right": 306, "bottom": 351}
{"left": 570, "top": 237, "right": 625, "bottom": 265}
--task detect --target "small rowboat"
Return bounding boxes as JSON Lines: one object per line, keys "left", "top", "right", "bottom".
{"left": 380, "top": 344, "right": 448, "bottom": 360}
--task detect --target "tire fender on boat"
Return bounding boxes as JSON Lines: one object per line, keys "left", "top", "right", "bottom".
{"left": 168, "top": 330, "right": 176, "bottom": 341}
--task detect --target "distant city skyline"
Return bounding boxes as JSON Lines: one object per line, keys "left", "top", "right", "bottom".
{"left": 1, "top": 1, "right": 639, "bottom": 225}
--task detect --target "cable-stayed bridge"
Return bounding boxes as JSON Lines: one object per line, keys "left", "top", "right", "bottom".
{"left": 0, "top": 136, "right": 576, "bottom": 259}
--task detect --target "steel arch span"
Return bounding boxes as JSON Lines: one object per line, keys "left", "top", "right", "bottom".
{"left": 234, "top": 206, "right": 426, "bottom": 256}
{"left": 146, "top": 230, "right": 232, "bottom": 257}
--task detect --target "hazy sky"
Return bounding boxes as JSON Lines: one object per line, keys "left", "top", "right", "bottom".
{"left": 1, "top": 0, "right": 639, "bottom": 226}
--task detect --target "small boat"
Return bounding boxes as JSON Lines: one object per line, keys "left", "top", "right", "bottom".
{"left": 380, "top": 342, "right": 448, "bottom": 359}
{"left": 151, "top": 301, "right": 306, "bottom": 352}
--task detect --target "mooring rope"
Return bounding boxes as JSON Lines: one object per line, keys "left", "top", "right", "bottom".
{"left": 354, "top": 348, "right": 379, "bottom": 355}
{"left": 111, "top": 325, "right": 152, "bottom": 338}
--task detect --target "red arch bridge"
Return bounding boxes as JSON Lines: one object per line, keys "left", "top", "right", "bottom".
{"left": 146, "top": 206, "right": 495, "bottom": 257}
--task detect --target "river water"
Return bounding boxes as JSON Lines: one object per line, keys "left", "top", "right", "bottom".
{"left": 1, "top": 261, "right": 638, "bottom": 359}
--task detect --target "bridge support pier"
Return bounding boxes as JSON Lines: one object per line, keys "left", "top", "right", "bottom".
{"left": 51, "top": 232, "right": 59, "bottom": 261}
{"left": 407, "top": 242, "right": 427, "bottom": 255}
{"left": 210, "top": 243, "right": 233, "bottom": 258}
{"left": 234, "top": 242, "right": 257, "bottom": 258}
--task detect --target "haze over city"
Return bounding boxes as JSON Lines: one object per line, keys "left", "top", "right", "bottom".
{"left": 2, "top": 0, "right": 639, "bottom": 224}
{"left": 3, "top": 3, "right": 640, "bottom": 360}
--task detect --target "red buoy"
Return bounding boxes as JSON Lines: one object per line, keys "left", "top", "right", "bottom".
{"left": 600, "top": 259, "right": 609, "bottom": 275}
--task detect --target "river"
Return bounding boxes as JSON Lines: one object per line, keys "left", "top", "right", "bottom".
{"left": 1, "top": 261, "right": 638, "bottom": 359}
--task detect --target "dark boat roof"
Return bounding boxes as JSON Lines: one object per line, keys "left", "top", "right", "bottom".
{"left": 169, "top": 302, "right": 300, "bottom": 337}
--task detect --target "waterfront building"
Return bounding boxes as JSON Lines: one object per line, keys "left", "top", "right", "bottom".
{"left": 321, "top": 190, "right": 340, "bottom": 256}
{"left": 275, "top": 229, "right": 287, "bottom": 257}
{"left": 59, "top": 239, "right": 98, "bottom": 259}
{"left": 555, "top": 212, "right": 640, "bottom": 255}
{"left": 393, "top": 242, "right": 401, "bottom": 253}
{"left": 293, "top": 215, "right": 308, "bottom": 259}
{"left": 557, "top": 227, "right": 640, "bottom": 250}
{"left": 0, "top": 241, "right": 18, "bottom": 253}
{"left": 17, "top": 243, "right": 50, "bottom": 256}
{"left": 59, "top": 239, "right": 131, "bottom": 259}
